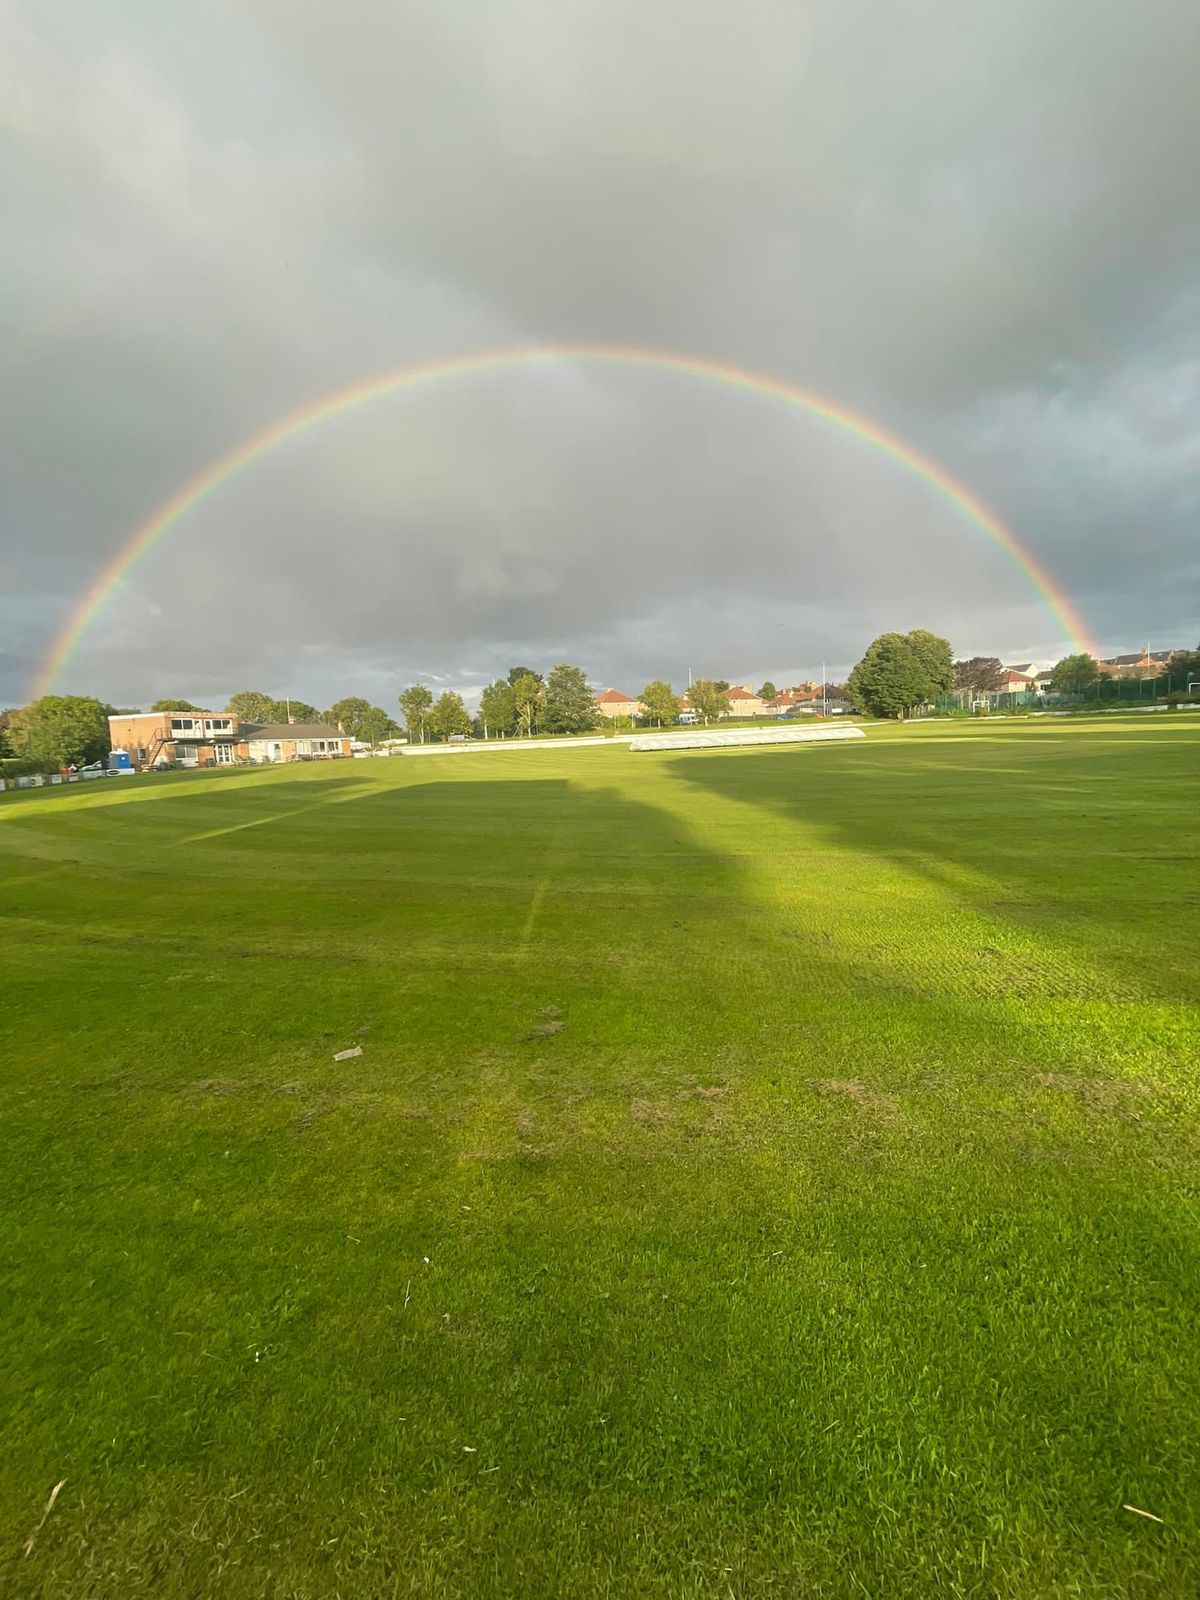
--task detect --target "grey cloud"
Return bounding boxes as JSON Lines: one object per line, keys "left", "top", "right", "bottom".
{"left": 3, "top": 0, "right": 1198, "bottom": 708}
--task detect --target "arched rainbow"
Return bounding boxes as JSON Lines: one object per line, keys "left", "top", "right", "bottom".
{"left": 33, "top": 343, "right": 1095, "bottom": 696}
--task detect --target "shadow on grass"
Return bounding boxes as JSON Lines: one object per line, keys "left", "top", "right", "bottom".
{"left": 3, "top": 763, "right": 1199, "bottom": 1597}
{"left": 662, "top": 730, "right": 1198, "bottom": 1000}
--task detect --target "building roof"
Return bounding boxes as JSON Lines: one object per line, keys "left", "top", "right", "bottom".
{"left": 1103, "top": 650, "right": 1176, "bottom": 666}
{"left": 727, "top": 685, "right": 760, "bottom": 699}
{"left": 595, "top": 688, "right": 635, "bottom": 705}
{"left": 240, "top": 722, "right": 346, "bottom": 741}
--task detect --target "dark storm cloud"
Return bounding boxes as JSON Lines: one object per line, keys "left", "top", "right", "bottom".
{"left": 3, "top": 0, "right": 1198, "bottom": 708}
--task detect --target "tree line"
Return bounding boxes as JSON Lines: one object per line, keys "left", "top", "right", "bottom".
{"left": 848, "top": 636, "right": 1200, "bottom": 717}
{"left": 399, "top": 665, "right": 599, "bottom": 742}
{"left": 6, "top": 641, "right": 1197, "bottom": 772}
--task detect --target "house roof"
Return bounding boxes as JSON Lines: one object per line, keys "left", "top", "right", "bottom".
{"left": 999, "top": 669, "right": 1034, "bottom": 683}
{"left": 240, "top": 722, "right": 345, "bottom": 741}
{"left": 1102, "top": 650, "right": 1175, "bottom": 666}
{"left": 595, "top": 688, "right": 635, "bottom": 705}
{"left": 727, "top": 686, "right": 760, "bottom": 699}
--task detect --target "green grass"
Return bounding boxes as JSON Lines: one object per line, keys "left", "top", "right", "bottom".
{"left": 2, "top": 717, "right": 1198, "bottom": 1597}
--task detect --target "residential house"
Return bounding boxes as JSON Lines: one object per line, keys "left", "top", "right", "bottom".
{"left": 725, "top": 685, "right": 765, "bottom": 718}
{"left": 996, "top": 668, "right": 1036, "bottom": 692}
{"left": 1099, "top": 648, "right": 1178, "bottom": 678}
{"left": 595, "top": 688, "right": 642, "bottom": 720}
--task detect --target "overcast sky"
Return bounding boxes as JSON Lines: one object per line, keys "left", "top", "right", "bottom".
{"left": 3, "top": 0, "right": 1199, "bottom": 710}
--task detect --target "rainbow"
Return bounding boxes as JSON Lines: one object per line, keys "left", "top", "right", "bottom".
{"left": 33, "top": 344, "right": 1095, "bottom": 696}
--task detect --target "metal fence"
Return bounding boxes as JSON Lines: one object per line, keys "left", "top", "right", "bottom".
{"left": 937, "top": 671, "right": 1199, "bottom": 713}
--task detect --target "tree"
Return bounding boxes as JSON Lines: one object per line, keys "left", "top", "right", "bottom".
{"left": 430, "top": 691, "right": 471, "bottom": 740}
{"left": 357, "top": 706, "right": 400, "bottom": 746}
{"left": 399, "top": 684, "right": 434, "bottom": 743}
{"left": 906, "top": 629, "right": 954, "bottom": 696}
{"left": 641, "top": 680, "right": 681, "bottom": 726}
{"left": 712, "top": 679, "right": 730, "bottom": 693}
{"left": 689, "top": 679, "right": 731, "bottom": 724}
{"left": 8, "top": 695, "right": 110, "bottom": 767}
{"left": 758, "top": 681, "right": 778, "bottom": 703}
{"left": 511, "top": 672, "right": 544, "bottom": 737}
{"left": 1050, "top": 653, "right": 1100, "bottom": 695}
{"left": 325, "top": 697, "right": 374, "bottom": 738}
{"left": 953, "top": 657, "right": 1004, "bottom": 693}
{"left": 1168, "top": 644, "right": 1200, "bottom": 685}
{"left": 268, "top": 698, "right": 319, "bottom": 725}
{"left": 479, "top": 679, "right": 516, "bottom": 738}
{"left": 542, "top": 663, "right": 600, "bottom": 734}
{"left": 226, "top": 691, "right": 275, "bottom": 723}
{"left": 507, "top": 666, "right": 543, "bottom": 688}
{"left": 150, "top": 698, "right": 203, "bottom": 712}
{"left": 847, "top": 633, "right": 931, "bottom": 718}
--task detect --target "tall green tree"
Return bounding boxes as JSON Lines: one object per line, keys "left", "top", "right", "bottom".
{"left": 1168, "top": 644, "right": 1200, "bottom": 685}
{"left": 325, "top": 697, "right": 373, "bottom": 738}
{"left": 150, "top": 698, "right": 203, "bottom": 713}
{"left": 357, "top": 706, "right": 400, "bottom": 746}
{"left": 712, "top": 680, "right": 731, "bottom": 694}
{"left": 507, "top": 666, "right": 543, "bottom": 688}
{"left": 640, "top": 680, "right": 681, "bottom": 726}
{"left": 9, "top": 696, "right": 110, "bottom": 767}
{"left": 758, "top": 681, "right": 778, "bottom": 703}
{"left": 225, "top": 691, "right": 275, "bottom": 723}
{"left": 689, "top": 679, "right": 731, "bottom": 724}
{"left": 399, "top": 684, "right": 434, "bottom": 743}
{"left": 542, "top": 663, "right": 600, "bottom": 733}
{"left": 906, "top": 629, "right": 954, "bottom": 696}
{"left": 511, "top": 672, "right": 544, "bottom": 737}
{"left": 847, "top": 633, "right": 931, "bottom": 718}
{"left": 1050, "top": 653, "right": 1100, "bottom": 695}
{"left": 430, "top": 691, "right": 471, "bottom": 740}
{"left": 479, "top": 679, "right": 516, "bottom": 738}
{"left": 267, "top": 698, "right": 320, "bottom": 725}
{"left": 953, "top": 657, "right": 1004, "bottom": 693}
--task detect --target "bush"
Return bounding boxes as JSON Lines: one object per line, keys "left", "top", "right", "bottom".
{"left": 1, "top": 756, "right": 46, "bottom": 780}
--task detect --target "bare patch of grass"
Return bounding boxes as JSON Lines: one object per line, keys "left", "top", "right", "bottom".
{"left": 1033, "top": 1072, "right": 1151, "bottom": 1118}
{"left": 810, "top": 1077, "right": 904, "bottom": 1123}
{"left": 186, "top": 1077, "right": 247, "bottom": 1098}
{"left": 629, "top": 1097, "right": 673, "bottom": 1126}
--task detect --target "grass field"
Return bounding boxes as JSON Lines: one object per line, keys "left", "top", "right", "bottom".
{"left": 2, "top": 717, "right": 1198, "bottom": 1597}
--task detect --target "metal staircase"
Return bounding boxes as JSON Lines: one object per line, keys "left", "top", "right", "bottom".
{"left": 140, "top": 732, "right": 169, "bottom": 771}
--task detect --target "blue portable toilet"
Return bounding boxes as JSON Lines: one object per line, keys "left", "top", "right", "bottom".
{"left": 111, "top": 748, "right": 134, "bottom": 773}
